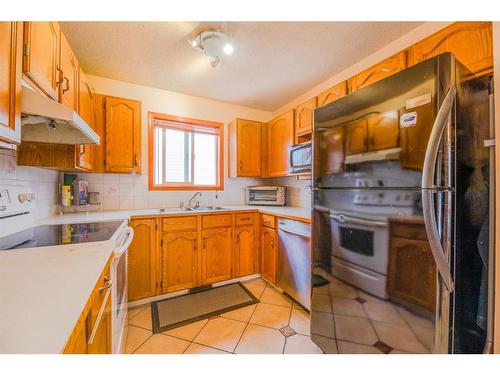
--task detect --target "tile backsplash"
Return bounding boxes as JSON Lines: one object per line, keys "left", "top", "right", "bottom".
{"left": 270, "top": 176, "right": 312, "bottom": 208}
{"left": 0, "top": 152, "right": 59, "bottom": 220}
{"left": 76, "top": 173, "right": 264, "bottom": 210}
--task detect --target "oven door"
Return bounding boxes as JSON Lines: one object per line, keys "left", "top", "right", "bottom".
{"left": 329, "top": 212, "right": 389, "bottom": 275}
{"left": 111, "top": 226, "right": 134, "bottom": 354}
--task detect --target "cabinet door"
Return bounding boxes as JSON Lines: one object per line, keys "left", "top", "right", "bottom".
{"left": 317, "top": 81, "right": 348, "bottom": 108}
{"left": 294, "top": 97, "right": 317, "bottom": 138}
{"left": 76, "top": 69, "right": 95, "bottom": 171}
{"left": 388, "top": 236, "right": 436, "bottom": 314}
{"left": 260, "top": 227, "right": 277, "bottom": 284}
{"left": 266, "top": 110, "right": 294, "bottom": 177}
{"left": 235, "top": 225, "right": 256, "bottom": 277}
{"left": 59, "top": 32, "right": 79, "bottom": 110}
{"left": 236, "top": 119, "right": 262, "bottom": 177}
{"left": 407, "top": 22, "right": 492, "bottom": 76}
{"left": 348, "top": 51, "right": 406, "bottom": 93}
{"left": 202, "top": 227, "right": 232, "bottom": 285}
{"left": 105, "top": 96, "right": 141, "bottom": 174}
{"left": 128, "top": 218, "right": 158, "bottom": 301}
{"left": 0, "top": 22, "right": 22, "bottom": 147}
{"left": 23, "top": 22, "right": 61, "bottom": 100}
{"left": 344, "top": 118, "right": 368, "bottom": 155}
{"left": 366, "top": 111, "right": 399, "bottom": 152}
{"left": 87, "top": 291, "right": 112, "bottom": 354}
{"left": 162, "top": 231, "right": 198, "bottom": 293}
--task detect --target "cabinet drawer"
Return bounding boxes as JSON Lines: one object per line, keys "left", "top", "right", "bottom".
{"left": 391, "top": 223, "right": 427, "bottom": 241}
{"left": 261, "top": 214, "right": 275, "bottom": 229}
{"left": 162, "top": 216, "right": 197, "bottom": 232}
{"left": 202, "top": 214, "right": 232, "bottom": 228}
{"left": 235, "top": 213, "right": 254, "bottom": 226}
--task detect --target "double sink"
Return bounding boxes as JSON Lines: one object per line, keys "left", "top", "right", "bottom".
{"left": 158, "top": 206, "right": 225, "bottom": 213}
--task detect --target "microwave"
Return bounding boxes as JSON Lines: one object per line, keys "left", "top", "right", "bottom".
{"left": 246, "top": 186, "right": 286, "bottom": 206}
{"left": 289, "top": 142, "right": 312, "bottom": 174}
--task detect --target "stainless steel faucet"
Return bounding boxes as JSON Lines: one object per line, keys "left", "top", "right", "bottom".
{"left": 188, "top": 192, "right": 202, "bottom": 208}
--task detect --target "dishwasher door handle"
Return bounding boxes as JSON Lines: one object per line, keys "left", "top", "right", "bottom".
{"left": 278, "top": 225, "right": 311, "bottom": 238}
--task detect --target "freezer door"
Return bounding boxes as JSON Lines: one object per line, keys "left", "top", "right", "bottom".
{"left": 313, "top": 54, "right": 452, "bottom": 189}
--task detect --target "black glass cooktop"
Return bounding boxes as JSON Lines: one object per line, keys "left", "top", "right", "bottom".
{"left": 0, "top": 221, "right": 123, "bottom": 250}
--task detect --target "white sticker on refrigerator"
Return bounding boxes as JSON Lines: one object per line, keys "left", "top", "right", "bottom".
{"left": 405, "top": 93, "right": 432, "bottom": 109}
{"left": 400, "top": 112, "right": 417, "bottom": 128}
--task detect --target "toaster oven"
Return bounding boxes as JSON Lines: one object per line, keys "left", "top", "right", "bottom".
{"left": 246, "top": 186, "right": 286, "bottom": 206}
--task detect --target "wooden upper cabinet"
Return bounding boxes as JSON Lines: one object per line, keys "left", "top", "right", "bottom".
{"left": 162, "top": 231, "right": 198, "bottom": 293}
{"left": 201, "top": 227, "right": 232, "bottom": 285}
{"left": 59, "top": 32, "right": 79, "bottom": 110}
{"left": 348, "top": 51, "right": 406, "bottom": 93}
{"left": 317, "top": 81, "right": 348, "bottom": 108}
{"left": 235, "top": 225, "right": 256, "bottom": 277}
{"left": 128, "top": 218, "right": 159, "bottom": 302}
{"left": 0, "top": 22, "right": 22, "bottom": 148}
{"left": 407, "top": 21, "right": 493, "bottom": 76}
{"left": 23, "top": 22, "right": 61, "bottom": 100}
{"left": 266, "top": 110, "right": 294, "bottom": 177}
{"left": 104, "top": 96, "right": 141, "bottom": 174}
{"left": 366, "top": 111, "right": 399, "bottom": 152}
{"left": 294, "top": 97, "right": 317, "bottom": 138}
{"left": 344, "top": 118, "right": 368, "bottom": 155}
{"left": 229, "top": 118, "right": 262, "bottom": 177}
{"left": 76, "top": 69, "right": 95, "bottom": 171}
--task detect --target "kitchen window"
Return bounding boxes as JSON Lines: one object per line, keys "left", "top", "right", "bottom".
{"left": 148, "top": 112, "right": 224, "bottom": 190}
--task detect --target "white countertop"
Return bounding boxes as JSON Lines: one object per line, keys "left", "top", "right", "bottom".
{"left": 0, "top": 220, "right": 127, "bottom": 354}
{"left": 1, "top": 205, "right": 309, "bottom": 353}
{"left": 39, "top": 205, "right": 311, "bottom": 225}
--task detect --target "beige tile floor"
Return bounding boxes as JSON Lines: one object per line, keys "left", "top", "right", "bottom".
{"left": 311, "top": 276, "right": 434, "bottom": 354}
{"left": 125, "top": 277, "right": 322, "bottom": 354}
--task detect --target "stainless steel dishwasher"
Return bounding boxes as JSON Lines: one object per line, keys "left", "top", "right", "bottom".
{"left": 277, "top": 218, "right": 311, "bottom": 310}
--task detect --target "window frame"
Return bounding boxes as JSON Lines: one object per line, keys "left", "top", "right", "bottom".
{"left": 148, "top": 112, "right": 224, "bottom": 191}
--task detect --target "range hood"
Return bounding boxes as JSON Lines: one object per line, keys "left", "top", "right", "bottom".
{"left": 20, "top": 86, "right": 100, "bottom": 145}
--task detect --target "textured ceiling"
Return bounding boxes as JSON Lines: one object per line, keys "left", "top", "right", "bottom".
{"left": 60, "top": 22, "right": 422, "bottom": 111}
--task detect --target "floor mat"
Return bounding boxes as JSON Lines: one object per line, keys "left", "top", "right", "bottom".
{"left": 151, "top": 282, "right": 258, "bottom": 333}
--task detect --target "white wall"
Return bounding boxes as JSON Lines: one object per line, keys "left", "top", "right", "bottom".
{"left": 0, "top": 151, "right": 58, "bottom": 219}
{"left": 78, "top": 76, "right": 274, "bottom": 210}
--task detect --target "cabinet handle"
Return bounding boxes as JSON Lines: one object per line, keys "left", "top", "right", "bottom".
{"left": 203, "top": 238, "right": 207, "bottom": 248}
{"left": 239, "top": 160, "right": 243, "bottom": 171}
{"left": 236, "top": 234, "right": 240, "bottom": 244}
{"left": 56, "top": 66, "right": 64, "bottom": 85}
{"left": 194, "top": 238, "right": 197, "bottom": 250}
{"left": 99, "top": 281, "right": 112, "bottom": 293}
{"left": 134, "top": 154, "right": 138, "bottom": 167}
{"left": 62, "top": 76, "right": 70, "bottom": 93}
{"left": 80, "top": 145, "right": 86, "bottom": 156}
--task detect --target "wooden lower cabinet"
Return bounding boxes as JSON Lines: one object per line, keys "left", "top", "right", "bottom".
{"left": 64, "top": 256, "right": 113, "bottom": 354}
{"left": 260, "top": 226, "right": 277, "bottom": 284}
{"left": 388, "top": 221, "right": 436, "bottom": 314}
{"left": 161, "top": 231, "right": 198, "bottom": 293}
{"left": 235, "top": 225, "right": 256, "bottom": 277}
{"left": 201, "top": 227, "right": 233, "bottom": 284}
{"left": 128, "top": 218, "right": 159, "bottom": 301}
{"left": 87, "top": 290, "right": 112, "bottom": 354}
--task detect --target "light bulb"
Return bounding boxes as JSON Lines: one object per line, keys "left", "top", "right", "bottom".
{"left": 223, "top": 43, "right": 234, "bottom": 55}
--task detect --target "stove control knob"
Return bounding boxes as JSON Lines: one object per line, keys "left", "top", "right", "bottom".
{"left": 18, "top": 194, "right": 27, "bottom": 203}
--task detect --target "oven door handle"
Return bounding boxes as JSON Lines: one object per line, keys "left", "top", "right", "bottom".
{"left": 330, "top": 213, "right": 388, "bottom": 228}
{"left": 114, "top": 226, "right": 134, "bottom": 257}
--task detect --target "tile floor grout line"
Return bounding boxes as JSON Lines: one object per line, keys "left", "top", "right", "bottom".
{"left": 393, "top": 306, "right": 431, "bottom": 352}
{"left": 233, "top": 282, "right": 268, "bottom": 354}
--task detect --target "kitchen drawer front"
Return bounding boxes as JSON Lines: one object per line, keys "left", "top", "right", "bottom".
{"left": 391, "top": 222, "right": 427, "bottom": 241}
{"left": 235, "top": 213, "right": 254, "bottom": 226}
{"left": 162, "top": 216, "right": 197, "bottom": 232}
{"left": 202, "top": 214, "right": 232, "bottom": 228}
{"left": 261, "top": 213, "right": 276, "bottom": 229}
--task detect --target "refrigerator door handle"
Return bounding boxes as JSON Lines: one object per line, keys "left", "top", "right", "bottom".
{"left": 422, "top": 87, "right": 456, "bottom": 293}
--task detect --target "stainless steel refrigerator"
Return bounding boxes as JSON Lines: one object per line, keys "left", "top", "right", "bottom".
{"left": 310, "top": 53, "right": 493, "bottom": 354}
